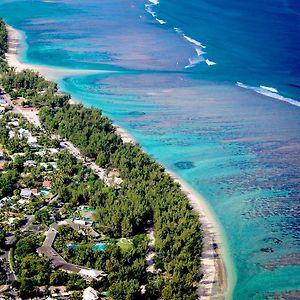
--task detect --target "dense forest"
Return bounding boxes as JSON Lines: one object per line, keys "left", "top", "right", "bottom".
{"left": 0, "top": 18, "right": 203, "bottom": 299}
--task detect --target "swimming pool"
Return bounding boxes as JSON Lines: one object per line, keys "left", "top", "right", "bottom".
{"left": 92, "top": 243, "right": 106, "bottom": 251}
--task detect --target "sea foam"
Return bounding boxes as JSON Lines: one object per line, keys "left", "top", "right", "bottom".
{"left": 260, "top": 85, "right": 278, "bottom": 93}
{"left": 183, "top": 34, "right": 206, "bottom": 49}
{"left": 145, "top": 4, "right": 156, "bottom": 17}
{"left": 184, "top": 56, "right": 205, "bottom": 69}
{"left": 156, "top": 18, "right": 166, "bottom": 24}
{"left": 195, "top": 47, "right": 205, "bottom": 56}
{"left": 145, "top": 6, "right": 215, "bottom": 69}
{"left": 149, "top": 0, "right": 159, "bottom": 4}
{"left": 205, "top": 59, "right": 216, "bottom": 66}
{"left": 236, "top": 82, "right": 300, "bottom": 107}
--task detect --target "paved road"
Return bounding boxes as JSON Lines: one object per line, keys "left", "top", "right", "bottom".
{"left": 7, "top": 250, "right": 16, "bottom": 282}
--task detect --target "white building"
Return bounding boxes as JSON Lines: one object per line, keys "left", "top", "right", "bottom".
{"left": 11, "top": 152, "right": 25, "bottom": 160}
{"left": 24, "top": 160, "right": 37, "bottom": 167}
{"left": 8, "top": 130, "right": 15, "bottom": 139}
{"left": 19, "top": 128, "right": 30, "bottom": 139}
{"left": 74, "top": 219, "right": 86, "bottom": 226}
{"left": 28, "top": 136, "right": 38, "bottom": 148}
{"left": 20, "top": 188, "right": 32, "bottom": 199}
{"left": 82, "top": 287, "right": 98, "bottom": 300}
{"left": 79, "top": 269, "right": 107, "bottom": 280}
{"left": 8, "top": 121, "right": 19, "bottom": 127}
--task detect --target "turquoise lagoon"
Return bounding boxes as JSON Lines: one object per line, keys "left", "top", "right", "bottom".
{"left": 1, "top": 0, "right": 300, "bottom": 299}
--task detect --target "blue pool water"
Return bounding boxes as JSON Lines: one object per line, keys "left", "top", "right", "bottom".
{"left": 1, "top": 0, "right": 300, "bottom": 299}
{"left": 68, "top": 243, "right": 106, "bottom": 251}
{"left": 92, "top": 243, "right": 106, "bottom": 251}
{"left": 67, "top": 244, "right": 77, "bottom": 250}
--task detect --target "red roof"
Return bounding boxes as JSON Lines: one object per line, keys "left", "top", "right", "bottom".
{"left": 31, "top": 188, "right": 39, "bottom": 194}
{"left": 42, "top": 180, "right": 52, "bottom": 188}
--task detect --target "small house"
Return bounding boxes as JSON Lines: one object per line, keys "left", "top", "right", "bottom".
{"left": 82, "top": 287, "right": 98, "bottom": 300}
{"left": 42, "top": 180, "right": 52, "bottom": 189}
{"left": 24, "top": 160, "right": 37, "bottom": 167}
{"left": 19, "top": 128, "right": 30, "bottom": 139}
{"left": 31, "top": 189, "right": 40, "bottom": 196}
{"left": 28, "top": 136, "right": 38, "bottom": 148}
{"left": 20, "top": 188, "right": 32, "bottom": 199}
{"left": 8, "top": 130, "right": 15, "bottom": 139}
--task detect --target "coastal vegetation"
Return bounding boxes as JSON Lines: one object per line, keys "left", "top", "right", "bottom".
{"left": 0, "top": 18, "right": 203, "bottom": 299}
{"left": 0, "top": 18, "right": 7, "bottom": 57}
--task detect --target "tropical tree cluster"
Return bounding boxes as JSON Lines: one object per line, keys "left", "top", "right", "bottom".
{"left": 0, "top": 18, "right": 7, "bottom": 57}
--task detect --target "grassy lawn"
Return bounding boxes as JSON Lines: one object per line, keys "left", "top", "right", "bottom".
{"left": 117, "top": 238, "right": 133, "bottom": 251}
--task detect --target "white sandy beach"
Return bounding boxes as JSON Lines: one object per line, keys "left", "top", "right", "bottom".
{"left": 166, "top": 170, "right": 230, "bottom": 299}
{"left": 6, "top": 23, "right": 232, "bottom": 300}
{"left": 5, "top": 25, "right": 106, "bottom": 80}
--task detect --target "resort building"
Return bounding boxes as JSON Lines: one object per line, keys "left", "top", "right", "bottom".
{"left": 20, "top": 188, "right": 32, "bottom": 199}
{"left": 79, "top": 269, "right": 107, "bottom": 281}
{"left": 82, "top": 287, "right": 98, "bottom": 300}
{"left": 42, "top": 180, "right": 52, "bottom": 189}
{"left": 37, "top": 220, "right": 105, "bottom": 281}
{"left": 18, "top": 128, "right": 30, "bottom": 139}
{"left": 8, "top": 130, "right": 15, "bottom": 139}
{"left": 24, "top": 160, "right": 37, "bottom": 167}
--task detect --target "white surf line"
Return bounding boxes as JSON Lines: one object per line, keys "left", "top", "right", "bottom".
{"left": 236, "top": 82, "right": 300, "bottom": 108}
{"left": 173, "top": 28, "right": 216, "bottom": 68}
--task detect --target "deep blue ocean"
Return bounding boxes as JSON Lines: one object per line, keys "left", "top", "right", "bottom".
{"left": 1, "top": 0, "right": 300, "bottom": 299}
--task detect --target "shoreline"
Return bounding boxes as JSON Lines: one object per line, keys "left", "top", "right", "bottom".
{"left": 166, "top": 170, "right": 230, "bottom": 299}
{"left": 6, "top": 23, "right": 233, "bottom": 299}
{"left": 5, "top": 25, "right": 108, "bottom": 80}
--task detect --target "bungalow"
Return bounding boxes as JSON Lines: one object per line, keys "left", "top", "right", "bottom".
{"left": 7, "top": 217, "right": 18, "bottom": 225}
{"left": 0, "top": 197, "right": 11, "bottom": 206}
{"left": 19, "top": 128, "right": 30, "bottom": 139}
{"left": 24, "top": 160, "right": 37, "bottom": 167}
{"left": 20, "top": 188, "right": 32, "bottom": 199}
{"left": 11, "top": 152, "right": 25, "bottom": 160}
{"left": 49, "top": 162, "right": 58, "bottom": 169}
{"left": 42, "top": 180, "right": 52, "bottom": 189}
{"left": 78, "top": 269, "right": 107, "bottom": 281}
{"left": 8, "top": 130, "right": 15, "bottom": 139}
{"left": 82, "top": 287, "right": 98, "bottom": 300}
{"left": 8, "top": 120, "right": 19, "bottom": 127}
{"left": 18, "top": 198, "right": 29, "bottom": 205}
{"left": 31, "top": 189, "right": 40, "bottom": 196}
{"left": 48, "top": 148, "right": 59, "bottom": 155}
{"left": 27, "top": 136, "right": 38, "bottom": 148}
{"left": 35, "top": 150, "right": 46, "bottom": 157}
{"left": 74, "top": 219, "right": 86, "bottom": 226}
{"left": 40, "top": 162, "right": 58, "bottom": 170}
{"left": 39, "top": 162, "right": 48, "bottom": 169}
